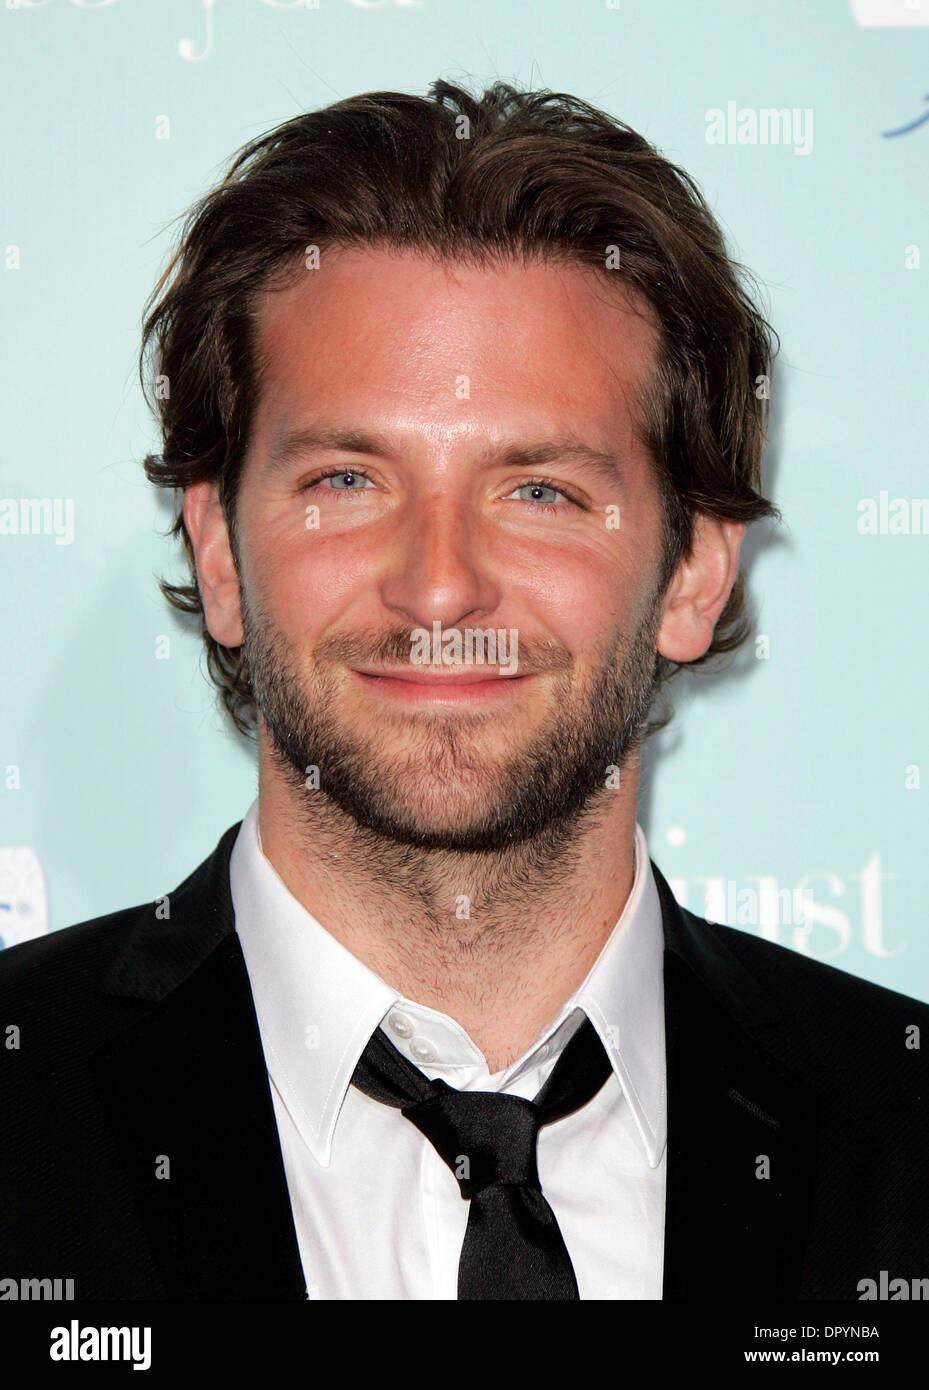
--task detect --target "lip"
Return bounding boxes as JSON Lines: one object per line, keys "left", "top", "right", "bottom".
{"left": 355, "top": 667, "right": 523, "bottom": 685}
{"left": 351, "top": 667, "right": 534, "bottom": 703}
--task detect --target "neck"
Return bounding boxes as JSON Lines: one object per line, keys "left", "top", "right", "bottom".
{"left": 256, "top": 751, "right": 641, "bottom": 1074}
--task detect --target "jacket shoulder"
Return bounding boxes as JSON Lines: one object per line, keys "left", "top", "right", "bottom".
{"left": 0, "top": 820, "right": 241, "bottom": 1019}
{"left": 664, "top": 901, "right": 929, "bottom": 1151}
{"left": 702, "top": 911, "right": 929, "bottom": 1020}
{"left": 0, "top": 899, "right": 150, "bottom": 994}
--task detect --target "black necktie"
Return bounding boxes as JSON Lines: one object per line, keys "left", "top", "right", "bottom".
{"left": 349, "top": 1015, "right": 612, "bottom": 1299}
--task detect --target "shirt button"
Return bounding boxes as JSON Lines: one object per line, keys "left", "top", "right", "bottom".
{"left": 388, "top": 1011, "right": 414, "bottom": 1038}
{"left": 409, "top": 1037, "right": 438, "bottom": 1063}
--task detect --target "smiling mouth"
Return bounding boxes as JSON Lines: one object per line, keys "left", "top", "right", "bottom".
{"left": 354, "top": 667, "right": 524, "bottom": 685}
{"left": 350, "top": 668, "right": 535, "bottom": 701}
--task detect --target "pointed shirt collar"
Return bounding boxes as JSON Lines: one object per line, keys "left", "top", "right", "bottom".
{"left": 230, "top": 797, "right": 666, "bottom": 1170}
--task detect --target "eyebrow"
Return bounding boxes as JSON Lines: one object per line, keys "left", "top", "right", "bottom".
{"left": 266, "top": 425, "right": 626, "bottom": 490}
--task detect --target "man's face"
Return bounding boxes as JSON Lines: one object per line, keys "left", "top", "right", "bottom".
{"left": 228, "top": 247, "right": 671, "bottom": 851}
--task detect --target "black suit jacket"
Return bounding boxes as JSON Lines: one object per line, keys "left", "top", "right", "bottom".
{"left": 1, "top": 820, "right": 927, "bottom": 1300}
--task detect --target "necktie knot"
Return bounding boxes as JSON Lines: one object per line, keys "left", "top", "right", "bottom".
{"left": 402, "top": 1084, "right": 542, "bottom": 1198}
{"left": 350, "top": 1015, "right": 612, "bottom": 1297}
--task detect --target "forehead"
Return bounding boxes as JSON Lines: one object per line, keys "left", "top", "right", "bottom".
{"left": 250, "top": 246, "right": 661, "bottom": 446}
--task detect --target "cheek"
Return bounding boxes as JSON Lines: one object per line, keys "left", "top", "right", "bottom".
{"left": 253, "top": 527, "right": 384, "bottom": 630}
{"left": 242, "top": 501, "right": 655, "bottom": 653}
{"left": 509, "top": 544, "right": 634, "bottom": 655}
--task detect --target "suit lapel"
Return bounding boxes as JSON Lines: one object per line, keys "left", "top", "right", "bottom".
{"left": 83, "top": 819, "right": 820, "bottom": 1300}
{"left": 653, "top": 863, "right": 819, "bottom": 1299}
{"left": 90, "top": 823, "right": 307, "bottom": 1299}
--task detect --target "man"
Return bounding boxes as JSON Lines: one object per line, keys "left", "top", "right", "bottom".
{"left": 1, "top": 79, "right": 926, "bottom": 1302}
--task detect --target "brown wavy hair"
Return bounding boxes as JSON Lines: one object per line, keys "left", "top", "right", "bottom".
{"left": 140, "top": 78, "right": 781, "bottom": 740}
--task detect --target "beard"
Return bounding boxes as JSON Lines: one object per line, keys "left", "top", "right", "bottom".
{"left": 239, "top": 584, "right": 665, "bottom": 856}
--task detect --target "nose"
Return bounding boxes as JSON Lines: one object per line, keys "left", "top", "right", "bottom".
{"left": 378, "top": 492, "right": 502, "bottom": 632}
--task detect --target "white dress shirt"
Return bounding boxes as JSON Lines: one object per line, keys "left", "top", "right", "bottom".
{"left": 230, "top": 797, "right": 667, "bottom": 1299}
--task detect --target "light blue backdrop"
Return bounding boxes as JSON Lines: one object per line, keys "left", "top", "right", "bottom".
{"left": 1, "top": 0, "right": 926, "bottom": 1000}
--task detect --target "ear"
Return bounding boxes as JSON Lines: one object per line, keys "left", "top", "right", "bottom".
{"left": 656, "top": 515, "right": 745, "bottom": 663}
{"left": 183, "top": 481, "right": 245, "bottom": 648}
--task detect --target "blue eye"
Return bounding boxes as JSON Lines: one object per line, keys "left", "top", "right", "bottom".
{"left": 519, "top": 483, "right": 558, "bottom": 503}
{"left": 326, "top": 471, "right": 373, "bottom": 489}
{"left": 503, "top": 480, "right": 570, "bottom": 508}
